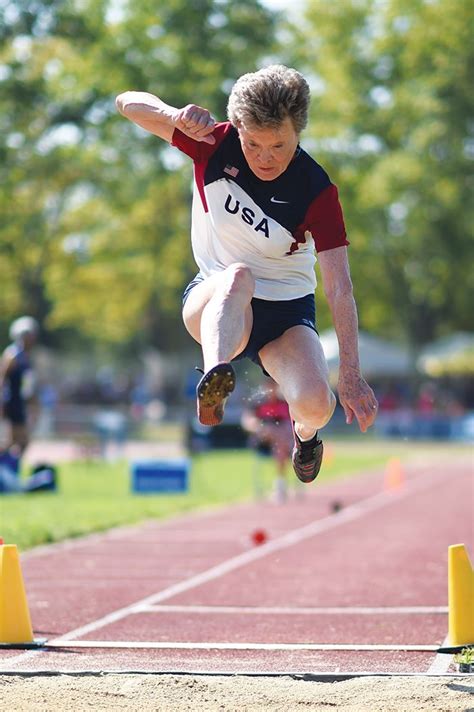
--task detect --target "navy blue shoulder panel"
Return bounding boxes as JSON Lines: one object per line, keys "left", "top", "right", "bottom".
{"left": 203, "top": 127, "right": 331, "bottom": 232}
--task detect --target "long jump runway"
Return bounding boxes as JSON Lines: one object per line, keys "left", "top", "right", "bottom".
{"left": 2, "top": 452, "right": 472, "bottom": 676}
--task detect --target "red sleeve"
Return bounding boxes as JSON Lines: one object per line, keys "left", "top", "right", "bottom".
{"left": 171, "top": 121, "right": 232, "bottom": 162}
{"left": 304, "top": 184, "right": 349, "bottom": 252}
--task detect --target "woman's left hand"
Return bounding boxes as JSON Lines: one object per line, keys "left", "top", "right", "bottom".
{"left": 337, "top": 369, "right": 378, "bottom": 433}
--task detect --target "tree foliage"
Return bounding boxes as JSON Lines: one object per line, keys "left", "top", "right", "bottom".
{"left": 288, "top": 0, "right": 473, "bottom": 347}
{"left": 1, "top": 0, "right": 472, "bottom": 355}
{"left": 0, "top": 0, "right": 278, "bottom": 349}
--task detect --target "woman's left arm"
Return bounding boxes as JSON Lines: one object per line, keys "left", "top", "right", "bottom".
{"left": 317, "top": 246, "right": 378, "bottom": 432}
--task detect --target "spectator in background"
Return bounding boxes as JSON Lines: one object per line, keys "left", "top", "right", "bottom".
{"left": 377, "top": 385, "right": 400, "bottom": 412}
{"left": 0, "top": 316, "right": 39, "bottom": 456}
{"left": 416, "top": 382, "right": 438, "bottom": 415}
{"left": 242, "top": 379, "right": 293, "bottom": 502}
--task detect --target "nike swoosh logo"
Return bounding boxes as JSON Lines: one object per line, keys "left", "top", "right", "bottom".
{"left": 270, "top": 196, "right": 290, "bottom": 204}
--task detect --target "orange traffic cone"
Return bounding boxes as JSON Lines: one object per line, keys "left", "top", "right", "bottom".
{"left": 323, "top": 444, "right": 334, "bottom": 466}
{"left": 384, "top": 457, "right": 405, "bottom": 491}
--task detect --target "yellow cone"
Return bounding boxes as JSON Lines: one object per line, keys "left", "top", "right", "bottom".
{"left": 0, "top": 544, "right": 34, "bottom": 644}
{"left": 448, "top": 543, "right": 474, "bottom": 647}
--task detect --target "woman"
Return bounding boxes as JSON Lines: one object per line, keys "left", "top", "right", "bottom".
{"left": 116, "top": 65, "right": 378, "bottom": 484}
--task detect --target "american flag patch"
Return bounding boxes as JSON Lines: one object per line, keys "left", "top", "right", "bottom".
{"left": 224, "top": 164, "right": 239, "bottom": 177}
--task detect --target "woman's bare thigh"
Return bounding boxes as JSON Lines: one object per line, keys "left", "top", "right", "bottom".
{"left": 259, "top": 325, "right": 331, "bottom": 404}
{"left": 182, "top": 271, "right": 253, "bottom": 355}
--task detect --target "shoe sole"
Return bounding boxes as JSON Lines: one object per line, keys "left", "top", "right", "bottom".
{"left": 197, "top": 363, "right": 236, "bottom": 426}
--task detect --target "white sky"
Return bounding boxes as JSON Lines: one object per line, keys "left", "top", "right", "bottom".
{"left": 261, "top": 0, "right": 303, "bottom": 17}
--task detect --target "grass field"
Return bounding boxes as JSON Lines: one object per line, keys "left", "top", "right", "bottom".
{"left": 1, "top": 439, "right": 467, "bottom": 551}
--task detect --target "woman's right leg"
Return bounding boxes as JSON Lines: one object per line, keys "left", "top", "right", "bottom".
{"left": 182, "top": 264, "right": 255, "bottom": 425}
{"left": 182, "top": 263, "right": 254, "bottom": 370}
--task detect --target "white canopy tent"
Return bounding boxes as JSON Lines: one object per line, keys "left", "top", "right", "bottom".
{"left": 319, "top": 329, "right": 413, "bottom": 379}
{"left": 417, "top": 332, "right": 474, "bottom": 376}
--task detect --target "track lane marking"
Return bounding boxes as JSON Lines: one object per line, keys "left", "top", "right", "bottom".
{"left": 40, "top": 640, "right": 439, "bottom": 652}
{"left": 6, "top": 466, "right": 462, "bottom": 668}
{"left": 134, "top": 604, "right": 448, "bottom": 615}
{"left": 427, "top": 635, "right": 453, "bottom": 674}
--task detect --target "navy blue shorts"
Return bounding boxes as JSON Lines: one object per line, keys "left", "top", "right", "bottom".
{"left": 182, "top": 273, "right": 317, "bottom": 374}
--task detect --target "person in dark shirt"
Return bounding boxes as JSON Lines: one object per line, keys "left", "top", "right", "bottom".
{"left": 1, "top": 316, "right": 39, "bottom": 456}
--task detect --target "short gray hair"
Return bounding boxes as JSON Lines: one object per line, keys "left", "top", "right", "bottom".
{"left": 227, "top": 65, "right": 310, "bottom": 134}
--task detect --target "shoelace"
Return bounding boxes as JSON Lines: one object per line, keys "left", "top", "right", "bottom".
{"left": 297, "top": 434, "right": 319, "bottom": 464}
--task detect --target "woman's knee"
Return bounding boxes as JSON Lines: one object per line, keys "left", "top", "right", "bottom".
{"left": 292, "top": 384, "right": 336, "bottom": 428}
{"left": 222, "top": 263, "right": 255, "bottom": 299}
{"left": 182, "top": 264, "right": 253, "bottom": 340}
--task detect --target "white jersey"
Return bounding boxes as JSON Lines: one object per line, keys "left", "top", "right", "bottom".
{"left": 172, "top": 122, "right": 348, "bottom": 300}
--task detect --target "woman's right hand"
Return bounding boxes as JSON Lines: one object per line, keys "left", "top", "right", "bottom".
{"left": 175, "top": 104, "right": 216, "bottom": 144}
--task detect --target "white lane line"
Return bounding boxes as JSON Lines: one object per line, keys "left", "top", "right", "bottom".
{"left": 427, "top": 635, "right": 453, "bottom": 674}
{"left": 43, "top": 640, "right": 439, "bottom": 652}
{"left": 44, "top": 476, "right": 449, "bottom": 640}
{"left": 134, "top": 604, "right": 448, "bottom": 616}
{"left": 6, "top": 469, "right": 451, "bottom": 668}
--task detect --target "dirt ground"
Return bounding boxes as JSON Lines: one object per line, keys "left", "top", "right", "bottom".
{"left": 0, "top": 673, "right": 473, "bottom": 711}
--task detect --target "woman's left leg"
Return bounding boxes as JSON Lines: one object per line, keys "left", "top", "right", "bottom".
{"left": 259, "top": 325, "right": 336, "bottom": 440}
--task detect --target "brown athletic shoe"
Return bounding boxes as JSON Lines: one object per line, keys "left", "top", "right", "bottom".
{"left": 291, "top": 423, "right": 323, "bottom": 483}
{"left": 196, "top": 363, "right": 236, "bottom": 426}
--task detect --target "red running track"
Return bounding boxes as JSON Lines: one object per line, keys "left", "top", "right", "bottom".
{"left": 1, "top": 452, "right": 473, "bottom": 676}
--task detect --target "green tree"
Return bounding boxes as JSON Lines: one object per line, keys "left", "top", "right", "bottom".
{"left": 288, "top": 0, "right": 473, "bottom": 348}
{"left": 0, "top": 0, "right": 278, "bottom": 350}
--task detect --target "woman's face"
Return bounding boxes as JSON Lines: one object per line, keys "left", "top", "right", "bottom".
{"left": 238, "top": 117, "right": 299, "bottom": 181}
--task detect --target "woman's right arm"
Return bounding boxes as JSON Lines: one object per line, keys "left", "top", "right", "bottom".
{"left": 115, "top": 91, "right": 216, "bottom": 144}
